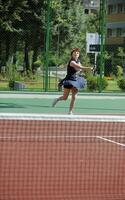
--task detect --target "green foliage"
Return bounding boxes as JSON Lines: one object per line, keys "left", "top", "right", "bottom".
{"left": 2, "top": 0, "right": 124, "bottom": 94}
{"left": 0, "top": 0, "right": 28, "bottom": 32}
{"left": 87, "top": 76, "right": 97, "bottom": 91}
{"left": 97, "top": 76, "right": 108, "bottom": 90}
{"left": 116, "top": 65, "right": 123, "bottom": 78}
{"left": 117, "top": 77, "right": 125, "bottom": 91}
{"left": 116, "top": 47, "right": 125, "bottom": 59}
{"left": 0, "top": 0, "right": 99, "bottom": 75}
{"left": 8, "top": 80, "right": 15, "bottom": 90}
{"left": 6, "top": 62, "right": 22, "bottom": 89}
{"left": 87, "top": 76, "right": 108, "bottom": 91}
{"left": 6, "top": 62, "right": 15, "bottom": 80}
{"left": 33, "top": 60, "right": 42, "bottom": 69}
{"left": 112, "top": 65, "right": 123, "bottom": 78}
{"left": 85, "top": 12, "right": 99, "bottom": 33}
{"left": 109, "top": 47, "right": 125, "bottom": 77}
{"left": 51, "top": 0, "right": 88, "bottom": 63}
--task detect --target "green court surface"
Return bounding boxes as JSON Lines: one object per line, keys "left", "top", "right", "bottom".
{"left": 0, "top": 92, "right": 125, "bottom": 115}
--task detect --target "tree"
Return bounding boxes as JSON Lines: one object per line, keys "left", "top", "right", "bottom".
{"left": 0, "top": 0, "right": 28, "bottom": 70}
{"left": 0, "top": 0, "right": 99, "bottom": 78}
{"left": 50, "top": 0, "right": 87, "bottom": 64}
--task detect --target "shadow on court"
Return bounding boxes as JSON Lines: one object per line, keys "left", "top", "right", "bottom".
{"left": 0, "top": 103, "right": 24, "bottom": 109}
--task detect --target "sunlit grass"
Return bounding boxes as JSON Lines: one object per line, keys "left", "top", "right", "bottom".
{"left": 0, "top": 77, "right": 122, "bottom": 92}
{"left": 106, "top": 80, "right": 121, "bottom": 91}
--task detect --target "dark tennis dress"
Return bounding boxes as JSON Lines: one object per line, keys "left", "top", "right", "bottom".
{"left": 59, "top": 59, "right": 87, "bottom": 90}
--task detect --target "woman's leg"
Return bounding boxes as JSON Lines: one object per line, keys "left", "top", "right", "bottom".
{"left": 52, "top": 88, "right": 70, "bottom": 107}
{"left": 69, "top": 87, "right": 78, "bottom": 114}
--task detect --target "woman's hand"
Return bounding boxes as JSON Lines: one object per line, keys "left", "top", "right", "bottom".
{"left": 82, "top": 66, "right": 94, "bottom": 72}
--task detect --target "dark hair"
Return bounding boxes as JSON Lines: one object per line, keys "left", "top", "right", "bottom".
{"left": 71, "top": 48, "right": 80, "bottom": 55}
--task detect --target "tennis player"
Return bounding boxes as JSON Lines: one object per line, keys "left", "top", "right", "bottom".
{"left": 52, "top": 48, "right": 92, "bottom": 114}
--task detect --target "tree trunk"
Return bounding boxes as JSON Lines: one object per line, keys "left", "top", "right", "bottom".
{"left": 32, "top": 46, "right": 39, "bottom": 74}
{"left": 24, "top": 36, "right": 30, "bottom": 73}
{"left": 31, "top": 27, "right": 40, "bottom": 74}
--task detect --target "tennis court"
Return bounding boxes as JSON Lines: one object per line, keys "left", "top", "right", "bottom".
{"left": 0, "top": 92, "right": 125, "bottom": 115}
{"left": 0, "top": 92, "right": 125, "bottom": 200}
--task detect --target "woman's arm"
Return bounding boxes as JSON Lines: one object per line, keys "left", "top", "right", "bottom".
{"left": 70, "top": 60, "right": 93, "bottom": 72}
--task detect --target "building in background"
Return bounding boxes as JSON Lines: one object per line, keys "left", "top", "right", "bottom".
{"left": 83, "top": 0, "right": 100, "bottom": 14}
{"left": 83, "top": 0, "right": 125, "bottom": 48}
{"left": 106, "top": 0, "right": 125, "bottom": 48}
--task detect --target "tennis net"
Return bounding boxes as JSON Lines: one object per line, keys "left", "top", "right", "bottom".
{"left": 0, "top": 113, "right": 125, "bottom": 200}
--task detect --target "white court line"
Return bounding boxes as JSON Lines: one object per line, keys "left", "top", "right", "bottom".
{"left": 97, "top": 136, "right": 125, "bottom": 147}
{"left": 0, "top": 93, "right": 125, "bottom": 99}
{"left": 0, "top": 135, "right": 125, "bottom": 148}
{"left": 0, "top": 135, "right": 125, "bottom": 139}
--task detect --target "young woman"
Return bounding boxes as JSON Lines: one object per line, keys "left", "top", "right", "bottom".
{"left": 52, "top": 48, "right": 92, "bottom": 114}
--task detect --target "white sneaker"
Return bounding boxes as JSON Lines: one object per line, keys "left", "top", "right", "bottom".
{"left": 52, "top": 99, "right": 58, "bottom": 107}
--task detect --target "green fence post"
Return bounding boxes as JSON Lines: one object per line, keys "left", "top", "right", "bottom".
{"left": 99, "top": 0, "right": 107, "bottom": 92}
{"left": 45, "top": 0, "right": 51, "bottom": 92}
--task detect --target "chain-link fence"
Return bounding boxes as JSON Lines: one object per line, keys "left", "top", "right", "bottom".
{"left": 0, "top": 0, "right": 125, "bottom": 92}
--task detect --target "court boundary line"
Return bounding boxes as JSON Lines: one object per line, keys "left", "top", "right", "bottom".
{"left": 0, "top": 93, "right": 125, "bottom": 99}
{"left": 0, "top": 135, "right": 125, "bottom": 148}
{"left": 0, "top": 135, "right": 125, "bottom": 138}
{"left": 97, "top": 136, "right": 125, "bottom": 147}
